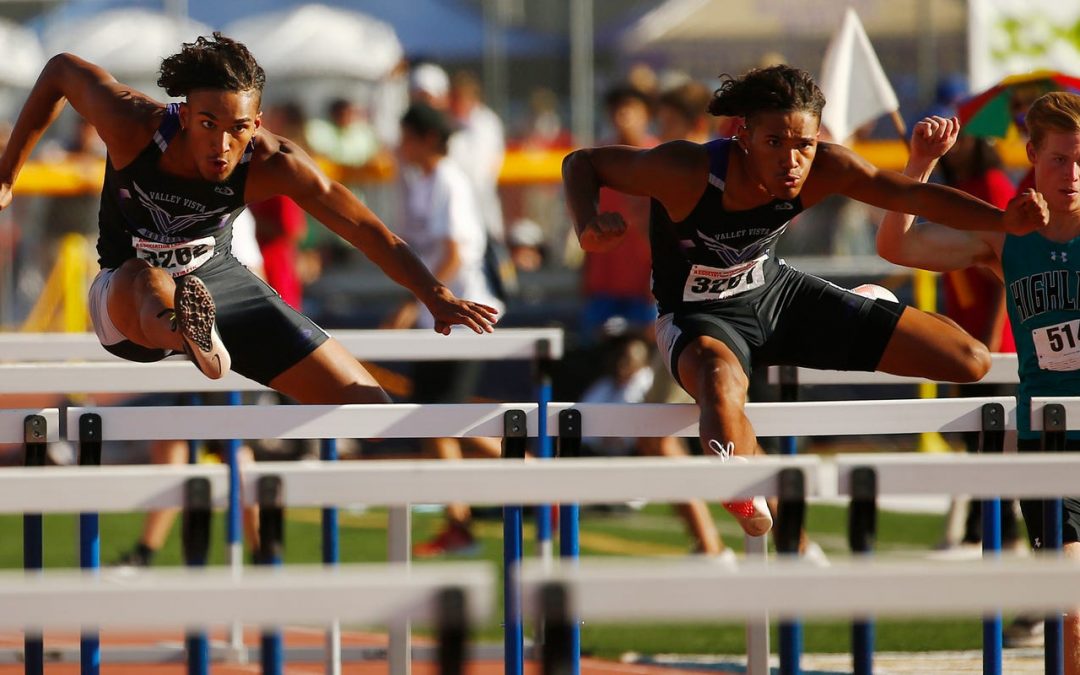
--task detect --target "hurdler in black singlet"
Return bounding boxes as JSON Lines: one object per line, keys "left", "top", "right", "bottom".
{"left": 92, "top": 103, "right": 328, "bottom": 384}
{"left": 650, "top": 138, "right": 904, "bottom": 382}
{"left": 97, "top": 103, "right": 248, "bottom": 275}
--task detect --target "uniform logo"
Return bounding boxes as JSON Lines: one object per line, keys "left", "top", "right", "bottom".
{"left": 774, "top": 202, "right": 794, "bottom": 211}
{"left": 131, "top": 182, "right": 229, "bottom": 235}
{"left": 213, "top": 185, "right": 235, "bottom": 196}
{"left": 697, "top": 223, "right": 788, "bottom": 267}
{"left": 1051, "top": 251, "right": 1068, "bottom": 263}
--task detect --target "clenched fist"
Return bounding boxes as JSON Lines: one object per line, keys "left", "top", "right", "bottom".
{"left": 1002, "top": 189, "right": 1049, "bottom": 236}
{"left": 579, "top": 212, "right": 628, "bottom": 252}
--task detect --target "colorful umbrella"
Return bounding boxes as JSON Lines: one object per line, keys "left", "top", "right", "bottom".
{"left": 957, "top": 71, "right": 1080, "bottom": 138}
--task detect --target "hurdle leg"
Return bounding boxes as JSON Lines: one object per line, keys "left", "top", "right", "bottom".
{"left": 388, "top": 504, "right": 411, "bottom": 675}
{"left": 776, "top": 468, "right": 805, "bottom": 675}
{"left": 744, "top": 533, "right": 769, "bottom": 675}
{"left": 436, "top": 587, "right": 468, "bottom": 675}
{"left": 538, "top": 583, "right": 573, "bottom": 675}
{"left": 980, "top": 404, "right": 1005, "bottom": 675}
{"left": 22, "top": 415, "right": 47, "bottom": 675}
{"left": 1042, "top": 404, "right": 1066, "bottom": 675}
{"left": 224, "top": 390, "right": 247, "bottom": 663}
{"left": 321, "top": 439, "right": 342, "bottom": 675}
{"left": 557, "top": 410, "right": 581, "bottom": 675}
{"left": 503, "top": 410, "right": 528, "bottom": 675}
{"left": 78, "top": 413, "right": 102, "bottom": 675}
{"left": 535, "top": 339, "right": 555, "bottom": 566}
{"left": 257, "top": 476, "right": 284, "bottom": 675}
{"left": 848, "top": 467, "right": 877, "bottom": 675}
{"left": 182, "top": 477, "right": 213, "bottom": 675}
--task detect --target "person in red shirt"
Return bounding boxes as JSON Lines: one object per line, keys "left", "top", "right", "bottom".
{"left": 248, "top": 195, "right": 306, "bottom": 310}
{"left": 580, "top": 85, "right": 658, "bottom": 341}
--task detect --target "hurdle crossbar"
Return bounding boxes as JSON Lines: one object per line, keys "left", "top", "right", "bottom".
{"left": 242, "top": 456, "right": 824, "bottom": 507}
{"left": 0, "top": 563, "right": 493, "bottom": 630}
{"left": 766, "top": 353, "right": 1019, "bottom": 385}
{"left": 65, "top": 404, "right": 538, "bottom": 441}
{"left": 0, "top": 465, "right": 228, "bottom": 513}
{"left": 547, "top": 397, "right": 1017, "bottom": 438}
{"left": 520, "top": 556, "right": 1080, "bottom": 621}
{"left": 0, "top": 409, "right": 60, "bottom": 443}
{"left": 834, "top": 453, "right": 1080, "bottom": 499}
{"left": 0, "top": 328, "right": 563, "bottom": 363}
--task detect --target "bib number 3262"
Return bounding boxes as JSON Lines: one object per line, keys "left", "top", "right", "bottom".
{"left": 133, "top": 235, "right": 214, "bottom": 277}
{"left": 682, "top": 255, "right": 767, "bottom": 302}
{"left": 1033, "top": 319, "right": 1080, "bottom": 371}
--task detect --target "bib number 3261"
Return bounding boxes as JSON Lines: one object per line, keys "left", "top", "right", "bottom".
{"left": 133, "top": 235, "right": 214, "bottom": 277}
{"left": 1033, "top": 319, "right": 1080, "bottom": 371}
{"left": 682, "top": 255, "right": 767, "bottom": 302}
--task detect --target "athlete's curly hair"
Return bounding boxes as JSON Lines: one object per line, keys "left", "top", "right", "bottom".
{"left": 707, "top": 65, "right": 825, "bottom": 121}
{"left": 158, "top": 32, "right": 265, "bottom": 99}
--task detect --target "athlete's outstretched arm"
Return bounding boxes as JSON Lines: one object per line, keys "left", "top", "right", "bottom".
{"left": 811, "top": 139, "right": 1047, "bottom": 236}
{"left": 0, "top": 53, "right": 157, "bottom": 209}
{"left": 562, "top": 141, "right": 706, "bottom": 252}
{"left": 876, "top": 116, "right": 1003, "bottom": 274}
{"left": 250, "top": 139, "right": 497, "bottom": 335}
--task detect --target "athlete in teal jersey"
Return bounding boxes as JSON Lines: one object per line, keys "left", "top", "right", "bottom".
{"left": 1003, "top": 231, "right": 1080, "bottom": 439}
{"left": 878, "top": 93, "right": 1080, "bottom": 672}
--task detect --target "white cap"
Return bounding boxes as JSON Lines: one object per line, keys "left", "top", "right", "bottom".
{"left": 410, "top": 63, "right": 449, "bottom": 99}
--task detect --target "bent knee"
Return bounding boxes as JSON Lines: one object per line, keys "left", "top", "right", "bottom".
{"left": 952, "top": 339, "right": 991, "bottom": 383}
{"left": 689, "top": 347, "right": 749, "bottom": 402}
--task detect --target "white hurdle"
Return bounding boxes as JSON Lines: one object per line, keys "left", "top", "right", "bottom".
{"left": 0, "top": 328, "right": 564, "bottom": 363}
{"left": 0, "top": 328, "right": 563, "bottom": 393}
{"left": 65, "top": 403, "right": 538, "bottom": 675}
{"left": 2, "top": 563, "right": 493, "bottom": 631}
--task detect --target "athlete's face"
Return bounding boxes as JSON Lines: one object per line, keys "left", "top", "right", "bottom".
{"left": 740, "top": 110, "right": 820, "bottom": 200}
{"left": 1028, "top": 130, "right": 1080, "bottom": 214}
{"left": 180, "top": 89, "right": 262, "bottom": 182}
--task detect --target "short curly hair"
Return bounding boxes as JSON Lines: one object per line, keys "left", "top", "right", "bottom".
{"left": 158, "top": 32, "right": 265, "bottom": 100}
{"left": 708, "top": 65, "right": 825, "bottom": 121}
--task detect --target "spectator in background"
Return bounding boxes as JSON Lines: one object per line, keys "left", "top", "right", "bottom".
{"left": 579, "top": 84, "right": 657, "bottom": 342}
{"left": 517, "top": 86, "right": 570, "bottom": 150}
{"left": 656, "top": 81, "right": 713, "bottom": 144}
{"left": 506, "top": 217, "right": 546, "bottom": 273}
{"left": 386, "top": 103, "right": 504, "bottom": 557}
{"left": 409, "top": 61, "right": 451, "bottom": 110}
{"left": 305, "top": 98, "right": 380, "bottom": 168}
{"left": 449, "top": 70, "right": 507, "bottom": 243}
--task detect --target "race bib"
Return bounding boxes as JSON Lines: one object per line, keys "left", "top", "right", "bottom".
{"left": 133, "top": 235, "right": 214, "bottom": 277}
{"left": 682, "top": 255, "right": 768, "bottom": 302}
{"left": 1033, "top": 319, "right": 1080, "bottom": 371}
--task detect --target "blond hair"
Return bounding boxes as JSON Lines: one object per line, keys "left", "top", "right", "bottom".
{"left": 1026, "top": 91, "right": 1080, "bottom": 149}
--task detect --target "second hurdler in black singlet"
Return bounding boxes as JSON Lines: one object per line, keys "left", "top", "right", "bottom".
{"left": 651, "top": 138, "right": 905, "bottom": 384}
{"left": 94, "top": 103, "right": 327, "bottom": 383}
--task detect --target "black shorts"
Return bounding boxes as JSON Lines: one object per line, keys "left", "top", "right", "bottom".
{"left": 1017, "top": 438, "right": 1080, "bottom": 548}
{"left": 103, "top": 256, "right": 328, "bottom": 385}
{"left": 655, "top": 263, "right": 905, "bottom": 386}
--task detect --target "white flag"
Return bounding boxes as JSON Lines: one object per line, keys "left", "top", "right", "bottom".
{"left": 818, "top": 8, "right": 899, "bottom": 144}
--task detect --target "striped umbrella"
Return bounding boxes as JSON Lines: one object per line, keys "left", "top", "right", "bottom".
{"left": 958, "top": 71, "right": 1080, "bottom": 138}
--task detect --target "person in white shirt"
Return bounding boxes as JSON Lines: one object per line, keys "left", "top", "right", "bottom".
{"left": 449, "top": 70, "right": 506, "bottom": 242}
{"left": 385, "top": 102, "right": 504, "bottom": 556}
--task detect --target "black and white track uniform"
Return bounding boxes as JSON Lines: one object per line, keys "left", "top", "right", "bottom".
{"left": 88, "top": 103, "right": 327, "bottom": 384}
{"left": 651, "top": 138, "right": 904, "bottom": 386}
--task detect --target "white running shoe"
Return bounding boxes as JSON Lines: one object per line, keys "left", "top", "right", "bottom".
{"left": 174, "top": 274, "right": 230, "bottom": 379}
{"left": 708, "top": 439, "right": 774, "bottom": 537}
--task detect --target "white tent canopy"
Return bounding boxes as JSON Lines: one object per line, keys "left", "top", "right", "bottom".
{"left": 42, "top": 9, "right": 212, "bottom": 94}
{"left": 0, "top": 17, "right": 45, "bottom": 88}
{"left": 620, "top": 0, "right": 966, "bottom": 50}
{"left": 223, "top": 4, "right": 403, "bottom": 83}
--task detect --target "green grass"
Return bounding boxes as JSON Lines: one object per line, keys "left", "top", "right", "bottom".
{"left": 2, "top": 502, "right": 988, "bottom": 657}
